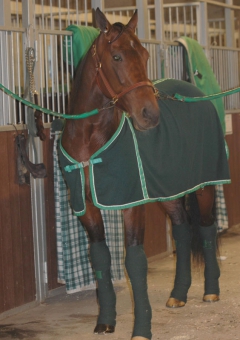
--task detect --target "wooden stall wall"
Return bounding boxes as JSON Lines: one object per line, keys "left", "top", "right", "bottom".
{"left": 144, "top": 203, "right": 167, "bottom": 258}
{"left": 0, "top": 130, "right": 36, "bottom": 314}
{"left": 224, "top": 114, "right": 240, "bottom": 228}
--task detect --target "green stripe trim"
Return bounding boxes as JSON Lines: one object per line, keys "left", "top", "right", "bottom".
{"left": 60, "top": 139, "right": 78, "bottom": 164}
{"left": 59, "top": 139, "right": 86, "bottom": 216}
{"left": 90, "top": 113, "right": 126, "bottom": 158}
{"left": 89, "top": 113, "right": 127, "bottom": 208}
{"left": 125, "top": 116, "right": 149, "bottom": 199}
{"left": 91, "top": 179, "right": 231, "bottom": 211}
{"left": 153, "top": 79, "right": 170, "bottom": 85}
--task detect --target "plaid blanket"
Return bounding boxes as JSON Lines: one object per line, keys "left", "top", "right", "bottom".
{"left": 215, "top": 184, "right": 229, "bottom": 232}
{"left": 53, "top": 132, "right": 125, "bottom": 293}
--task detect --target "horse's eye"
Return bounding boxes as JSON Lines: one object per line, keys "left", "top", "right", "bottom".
{"left": 113, "top": 55, "right": 122, "bottom": 62}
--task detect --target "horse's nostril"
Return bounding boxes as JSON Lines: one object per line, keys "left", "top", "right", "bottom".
{"left": 142, "top": 107, "right": 147, "bottom": 119}
{"left": 142, "top": 107, "right": 159, "bottom": 125}
{"left": 142, "top": 107, "right": 151, "bottom": 120}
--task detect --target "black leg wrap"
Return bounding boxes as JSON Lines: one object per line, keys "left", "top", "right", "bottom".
{"left": 170, "top": 222, "right": 192, "bottom": 303}
{"left": 199, "top": 223, "right": 220, "bottom": 295}
{"left": 90, "top": 240, "right": 116, "bottom": 327}
{"left": 125, "top": 245, "right": 152, "bottom": 339}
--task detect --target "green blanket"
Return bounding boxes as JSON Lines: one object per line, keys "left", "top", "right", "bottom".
{"left": 59, "top": 79, "right": 230, "bottom": 216}
{"left": 63, "top": 25, "right": 100, "bottom": 69}
{"left": 177, "top": 37, "right": 226, "bottom": 134}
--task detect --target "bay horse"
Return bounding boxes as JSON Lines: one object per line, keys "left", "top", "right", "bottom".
{"left": 60, "top": 8, "right": 230, "bottom": 340}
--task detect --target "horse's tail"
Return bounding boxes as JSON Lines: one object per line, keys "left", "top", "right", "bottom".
{"left": 186, "top": 192, "right": 219, "bottom": 265}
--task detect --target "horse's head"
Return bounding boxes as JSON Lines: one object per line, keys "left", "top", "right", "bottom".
{"left": 94, "top": 8, "right": 160, "bottom": 131}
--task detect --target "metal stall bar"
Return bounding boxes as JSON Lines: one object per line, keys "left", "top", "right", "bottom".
{"left": 0, "top": 27, "right": 25, "bottom": 127}
{"left": 36, "top": 29, "right": 73, "bottom": 123}
{"left": 163, "top": 3, "right": 199, "bottom": 43}
{"left": 209, "top": 46, "right": 240, "bottom": 111}
{"left": 154, "top": 0, "right": 164, "bottom": 42}
{"left": 22, "top": 0, "right": 48, "bottom": 303}
{"left": 0, "top": 30, "right": 11, "bottom": 126}
{"left": 102, "top": 6, "right": 136, "bottom": 26}
{"left": 141, "top": 39, "right": 162, "bottom": 80}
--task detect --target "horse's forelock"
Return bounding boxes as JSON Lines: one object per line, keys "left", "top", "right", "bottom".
{"left": 107, "top": 22, "right": 127, "bottom": 44}
{"left": 112, "top": 22, "right": 125, "bottom": 30}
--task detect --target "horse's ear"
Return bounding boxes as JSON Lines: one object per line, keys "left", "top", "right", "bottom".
{"left": 126, "top": 10, "right": 138, "bottom": 31}
{"left": 95, "top": 7, "right": 112, "bottom": 34}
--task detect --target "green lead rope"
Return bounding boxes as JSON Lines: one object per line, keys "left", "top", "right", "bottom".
{"left": 2, "top": 81, "right": 240, "bottom": 117}
{"left": 0, "top": 83, "right": 99, "bottom": 119}
{"left": 174, "top": 86, "right": 240, "bottom": 102}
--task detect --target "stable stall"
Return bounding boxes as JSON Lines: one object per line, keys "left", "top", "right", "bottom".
{"left": 0, "top": 0, "right": 240, "bottom": 319}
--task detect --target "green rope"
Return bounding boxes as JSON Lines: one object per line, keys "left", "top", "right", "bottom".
{"left": 2, "top": 81, "right": 240, "bottom": 116}
{"left": 174, "top": 86, "right": 240, "bottom": 102}
{"left": 0, "top": 83, "right": 99, "bottom": 119}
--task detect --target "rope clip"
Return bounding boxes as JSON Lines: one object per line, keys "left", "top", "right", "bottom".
{"left": 153, "top": 87, "right": 160, "bottom": 99}
{"left": 92, "top": 44, "right": 96, "bottom": 57}
{"left": 111, "top": 97, "right": 118, "bottom": 105}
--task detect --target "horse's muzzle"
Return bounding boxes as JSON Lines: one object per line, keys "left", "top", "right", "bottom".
{"left": 131, "top": 104, "right": 160, "bottom": 131}
{"left": 133, "top": 113, "right": 160, "bottom": 131}
{"left": 142, "top": 106, "right": 160, "bottom": 127}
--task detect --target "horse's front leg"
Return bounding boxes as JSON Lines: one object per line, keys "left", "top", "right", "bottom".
{"left": 124, "top": 206, "right": 152, "bottom": 340}
{"left": 161, "top": 199, "right": 192, "bottom": 308}
{"left": 79, "top": 201, "right": 116, "bottom": 334}
{"left": 196, "top": 185, "right": 220, "bottom": 303}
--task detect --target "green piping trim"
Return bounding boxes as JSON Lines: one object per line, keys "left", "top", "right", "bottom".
{"left": 60, "top": 140, "right": 77, "bottom": 164}
{"left": 59, "top": 139, "right": 86, "bottom": 216}
{"left": 92, "top": 179, "right": 231, "bottom": 211}
{"left": 90, "top": 113, "right": 126, "bottom": 159}
{"left": 89, "top": 113, "right": 127, "bottom": 208}
{"left": 0, "top": 83, "right": 99, "bottom": 120}
{"left": 126, "top": 116, "right": 149, "bottom": 199}
{"left": 153, "top": 79, "right": 170, "bottom": 85}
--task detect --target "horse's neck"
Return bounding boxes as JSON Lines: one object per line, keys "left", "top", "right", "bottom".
{"left": 62, "top": 55, "right": 121, "bottom": 162}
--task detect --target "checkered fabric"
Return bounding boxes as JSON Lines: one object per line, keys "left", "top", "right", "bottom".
{"left": 215, "top": 184, "right": 229, "bottom": 232}
{"left": 53, "top": 132, "right": 125, "bottom": 293}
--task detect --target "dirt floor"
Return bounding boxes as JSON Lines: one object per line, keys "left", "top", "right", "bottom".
{"left": 0, "top": 225, "right": 240, "bottom": 340}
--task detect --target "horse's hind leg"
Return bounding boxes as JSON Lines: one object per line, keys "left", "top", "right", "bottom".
{"left": 196, "top": 185, "right": 220, "bottom": 302}
{"left": 124, "top": 206, "right": 152, "bottom": 340}
{"left": 162, "top": 198, "right": 192, "bottom": 308}
{"left": 79, "top": 204, "right": 116, "bottom": 334}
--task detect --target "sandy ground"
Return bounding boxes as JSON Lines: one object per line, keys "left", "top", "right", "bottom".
{"left": 0, "top": 225, "right": 240, "bottom": 340}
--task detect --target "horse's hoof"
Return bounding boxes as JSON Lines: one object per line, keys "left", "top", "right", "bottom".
{"left": 203, "top": 294, "right": 220, "bottom": 302}
{"left": 132, "top": 337, "right": 150, "bottom": 340}
{"left": 166, "top": 297, "right": 185, "bottom": 308}
{"left": 94, "top": 324, "right": 115, "bottom": 334}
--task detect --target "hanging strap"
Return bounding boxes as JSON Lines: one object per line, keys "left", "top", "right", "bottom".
{"left": 24, "top": 47, "right": 38, "bottom": 137}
